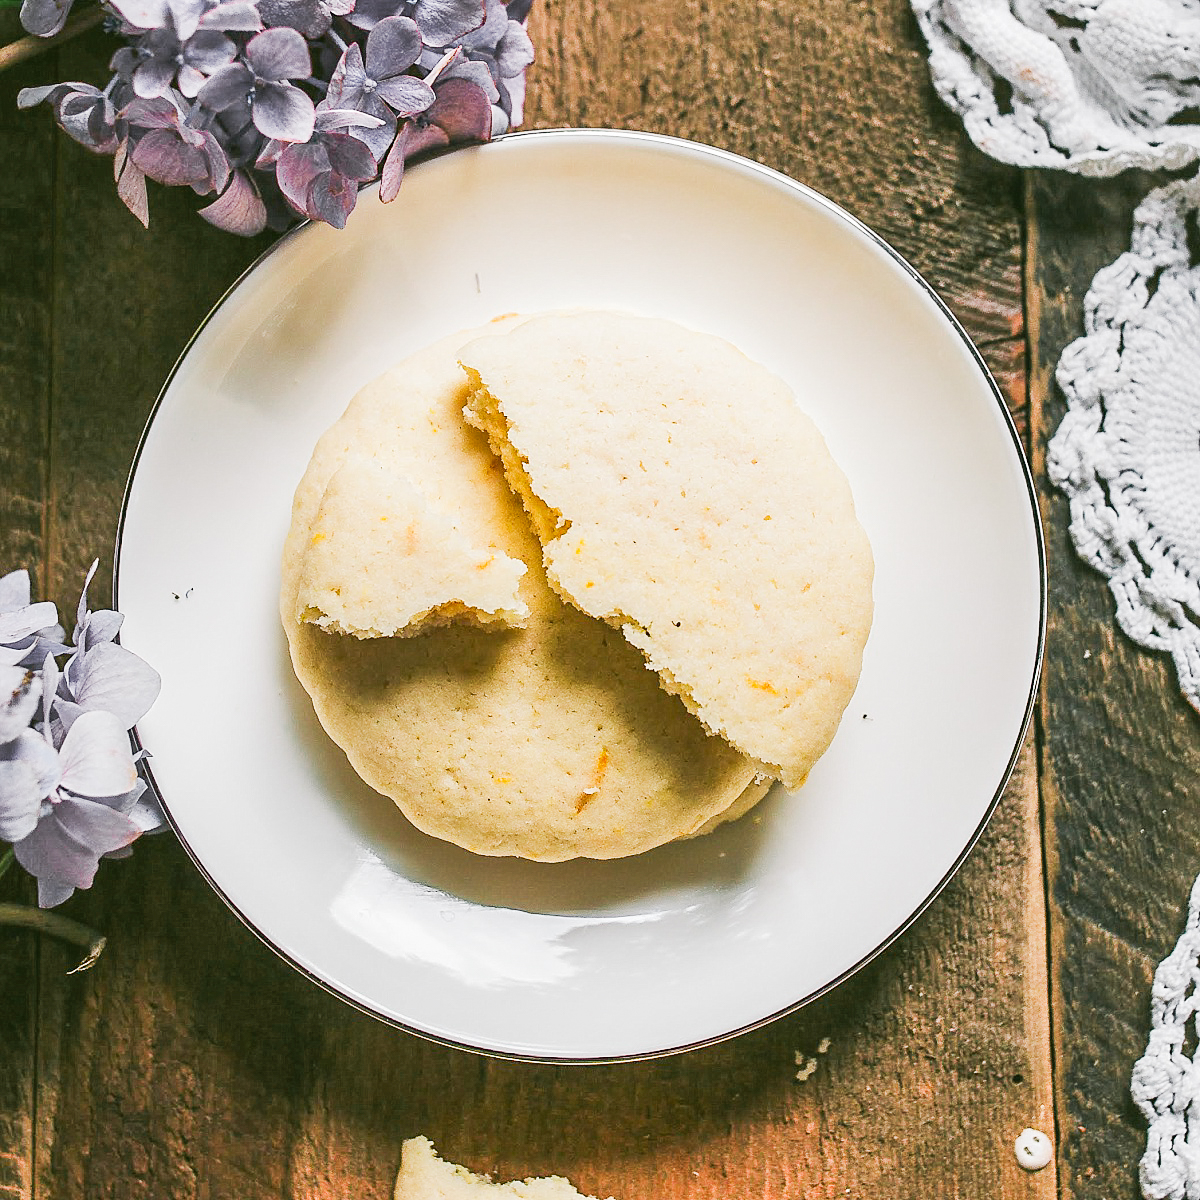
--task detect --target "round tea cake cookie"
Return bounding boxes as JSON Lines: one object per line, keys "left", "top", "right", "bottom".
{"left": 460, "top": 310, "right": 874, "bottom": 790}
{"left": 280, "top": 321, "right": 764, "bottom": 861}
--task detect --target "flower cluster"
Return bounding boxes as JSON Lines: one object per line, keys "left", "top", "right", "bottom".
{"left": 16, "top": 0, "right": 533, "bottom": 233}
{"left": 0, "top": 564, "right": 162, "bottom": 908}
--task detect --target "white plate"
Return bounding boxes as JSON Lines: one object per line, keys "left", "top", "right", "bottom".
{"left": 115, "top": 129, "right": 1045, "bottom": 1062}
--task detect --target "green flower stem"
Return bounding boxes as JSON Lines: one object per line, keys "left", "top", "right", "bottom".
{"left": 0, "top": 902, "right": 107, "bottom": 974}
{"left": 0, "top": 6, "right": 104, "bottom": 75}
{"left": 0, "top": 846, "right": 14, "bottom": 885}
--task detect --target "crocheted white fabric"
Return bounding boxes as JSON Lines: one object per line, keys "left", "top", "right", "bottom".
{"left": 1132, "top": 871, "right": 1200, "bottom": 1199}
{"left": 911, "top": 0, "right": 1200, "bottom": 175}
{"left": 1047, "top": 174, "right": 1200, "bottom": 714}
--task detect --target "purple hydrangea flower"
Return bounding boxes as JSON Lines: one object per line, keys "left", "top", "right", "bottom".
{"left": 17, "top": 0, "right": 536, "bottom": 233}
{"left": 270, "top": 123, "right": 378, "bottom": 226}
{"left": 0, "top": 562, "right": 163, "bottom": 908}
{"left": 327, "top": 17, "right": 435, "bottom": 122}
{"left": 199, "top": 26, "right": 317, "bottom": 142}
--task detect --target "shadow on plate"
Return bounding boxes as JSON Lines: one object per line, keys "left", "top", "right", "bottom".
{"left": 278, "top": 630, "right": 778, "bottom": 918}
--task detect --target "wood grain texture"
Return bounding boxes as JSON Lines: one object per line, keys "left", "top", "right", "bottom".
{"left": 1028, "top": 169, "right": 1200, "bottom": 1200}
{"left": 0, "top": 14, "right": 52, "bottom": 1200}
{"left": 0, "top": 2, "right": 1055, "bottom": 1198}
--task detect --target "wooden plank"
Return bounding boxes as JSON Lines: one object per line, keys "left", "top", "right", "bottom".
{"left": 1027, "top": 168, "right": 1200, "bottom": 1200}
{"left": 18, "top": 2, "right": 1053, "bottom": 1198}
{"left": 0, "top": 12, "right": 54, "bottom": 1199}
{"left": 28, "top": 25, "right": 273, "bottom": 1199}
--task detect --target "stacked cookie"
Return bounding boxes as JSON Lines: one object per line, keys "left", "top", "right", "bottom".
{"left": 280, "top": 312, "right": 872, "bottom": 860}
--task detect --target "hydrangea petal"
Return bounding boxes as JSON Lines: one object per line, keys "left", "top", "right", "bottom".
{"left": 0, "top": 602, "right": 59, "bottom": 646}
{"left": 185, "top": 29, "right": 237, "bottom": 72}
{"left": 413, "top": 0, "right": 483, "bottom": 46}
{"left": 132, "top": 128, "right": 211, "bottom": 186}
{"left": 504, "top": 66, "right": 524, "bottom": 125}
{"left": 246, "top": 26, "right": 311, "bottom": 82}
{"left": 115, "top": 149, "right": 150, "bottom": 228}
{"left": 128, "top": 785, "right": 168, "bottom": 834}
{"left": 57, "top": 710, "right": 137, "bottom": 799}
{"left": 51, "top": 702, "right": 85, "bottom": 744}
{"left": 343, "top": 107, "right": 396, "bottom": 160}
{"left": 198, "top": 61, "right": 254, "bottom": 111}
{"left": 109, "top": 0, "right": 171, "bottom": 28}
{"left": 378, "top": 118, "right": 411, "bottom": 201}
{"left": 133, "top": 56, "right": 179, "bottom": 99}
{"left": 256, "top": 0, "right": 329, "bottom": 38}
{"left": 199, "top": 131, "right": 232, "bottom": 194}
{"left": 374, "top": 74, "right": 434, "bottom": 117}
{"left": 252, "top": 82, "right": 316, "bottom": 142}
{"left": 78, "top": 610, "right": 123, "bottom": 651}
{"left": 315, "top": 105, "right": 388, "bottom": 132}
{"left": 427, "top": 76, "right": 490, "bottom": 141}
{"left": 2, "top": 728, "right": 62, "bottom": 797}
{"left": 60, "top": 99, "right": 116, "bottom": 149}
{"left": 0, "top": 643, "right": 36, "bottom": 668}
{"left": 323, "top": 130, "right": 376, "bottom": 179}
{"left": 199, "top": 1, "right": 263, "bottom": 31}
{"left": 0, "top": 754, "right": 47, "bottom": 843}
{"left": 15, "top": 796, "right": 140, "bottom": 891}
{"left": 124, "top": 93, "right": 188, "bottom": 129}
{"left": 276, "top": 140, "right": 327, "bottom": 211}
{"left": 178, "top": 65, "right": 207, "bottom": 98}
{"left": 41, "top": 651, "right": 58, "bottom": 732}
{"left": 200, "top": 170, "right": 269, "bottom": 236}
{"left": 328, "top": 42, "right": 369, "bottom": 108}
{"left": 494, "top": 19, "right": 532, "bottom": 77}
{"left": 0, "top": 667, "right": 41, "bottom": 742}
{"left": 441, "top": 55, "right": 497, "bottom": 102}
{"left": 16, "top": 83, "right": 90, "bottom": 110}
{"left": 110, "top": 776, "right": 147, "bottom": 816}
{"left": 345, "top": 0, "right": 404, "bottom": 31}
{"left": 307, "top": 170, "right": 358, "bottom": 228}
{"left": 167, "top": 0, "right": 204, "bottom": 37}
{"left": 36, "top": 877, "right": 75, "bottom": 910}
{"left": 55, "top": 795, "right": 141, "bottom": 853}
{"left": 19, "top": 0, "right": 73, "bottom": 37}
{"left": 460, "top": 0, "right": 507, "bottom": 51}
{"left": 59, "top": 94, "right": 119, "bottom": 153}
{"left": 70, "top": 641, "right": 161, "bottom": 729}
{"left": 366, "top": 15, "right": 422, "bottom": 75}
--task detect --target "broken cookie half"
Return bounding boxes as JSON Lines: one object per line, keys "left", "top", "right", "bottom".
{"left": 395, "top": 1136, "right": 614, "bottom": 1200}
{"left": 294, "top": 454, "right": 528, "bottom": 638}
{"left": 459, "top": 310, "right": 874, "bottom": 791}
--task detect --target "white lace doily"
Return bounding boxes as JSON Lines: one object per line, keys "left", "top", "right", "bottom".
{"left": 1132, "top": 872, "right": 1200, "bottom": 1199}
{"left": 1047, "top": 174, "right": 1200, "bottom": 713}
{"left": 911, "top": 0, "right": 1200, "bottom": 175}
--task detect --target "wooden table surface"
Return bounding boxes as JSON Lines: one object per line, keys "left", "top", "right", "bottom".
{"left": 1, "top": 2, "right": 1195, "bottom": 1197}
